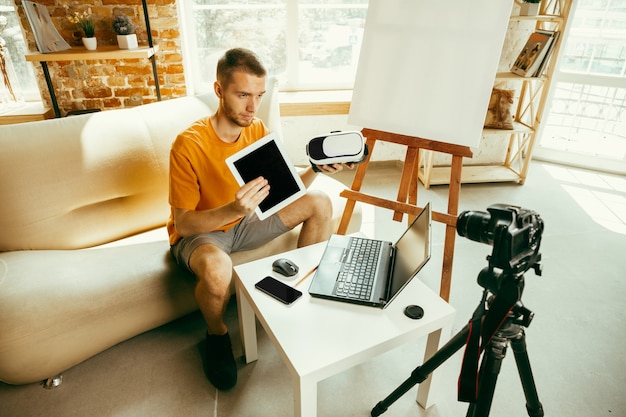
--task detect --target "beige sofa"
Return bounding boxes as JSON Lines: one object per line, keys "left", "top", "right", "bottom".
{"left": 0, "top": 93, "right": 361, "bottom": 385}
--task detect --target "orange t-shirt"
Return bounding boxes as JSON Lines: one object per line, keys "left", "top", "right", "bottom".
{"left": 167, "top": 117, "right": 270, "bottom": 245}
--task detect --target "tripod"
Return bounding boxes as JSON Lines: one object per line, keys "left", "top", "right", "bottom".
{"left": 371, "top": 269, "right": 544, "bottom": 417}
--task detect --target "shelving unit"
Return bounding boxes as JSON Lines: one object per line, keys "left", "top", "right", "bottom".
{"left": 23, "top": 0, "right": 160, "bottom": 118}
{"left": 418, "top": 0, "right": 573, "bottom": 188}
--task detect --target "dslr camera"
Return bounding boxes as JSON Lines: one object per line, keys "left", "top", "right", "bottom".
{"left": 457, "top": 204, "right": 544, "bottom": 276}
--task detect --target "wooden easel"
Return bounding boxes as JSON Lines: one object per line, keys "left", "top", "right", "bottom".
{"left": 336, "top": 128, "right": 473, "bottom": 302}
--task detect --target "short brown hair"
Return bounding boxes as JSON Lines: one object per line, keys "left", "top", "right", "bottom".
{"left": 216, "top": 48, "right": 267, "bottom": 87}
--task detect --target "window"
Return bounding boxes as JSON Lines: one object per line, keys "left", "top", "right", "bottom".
{"left": 536, "top": 0, "right": 626, "bottom": 174}
{"left": 0, "top": 0, "right": 40, "bottom": 104}
{"left": 177, "top": 0, "right": 368, "bottom": 94}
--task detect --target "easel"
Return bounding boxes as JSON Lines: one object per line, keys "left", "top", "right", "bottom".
{"left": 337, "top": 128, "right": 473, "bottom": 302}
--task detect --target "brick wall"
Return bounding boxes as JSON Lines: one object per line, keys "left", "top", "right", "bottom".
{"left": 16, "top": 0, "right": 186, "bottom": 115}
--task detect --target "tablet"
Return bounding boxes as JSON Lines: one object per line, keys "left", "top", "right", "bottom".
{"left": 225, "top": 133, "right": 306, "bottom": 220}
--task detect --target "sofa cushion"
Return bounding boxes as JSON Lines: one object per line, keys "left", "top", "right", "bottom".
{"left": 0, "top": 241, "right": 195, "bottom": 384}
{"left": 0, "top": 95, "right": 217, "bottom": 251}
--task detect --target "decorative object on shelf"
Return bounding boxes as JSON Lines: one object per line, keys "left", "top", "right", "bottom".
{"left": 23, "top": 1, "right": 70, "bottom": 53}
{"left": 68, "top": 8, "right": 97, "bottom": 51}
{"left": 520, "top": 0, "right": 541, "bottom": 16}
{"left": 81, "top": 37, "right": 97, "bottom": 51}
{"left": 112, "top": 14, "right": 138, "bottom": 50}
{"left": 511, "top": 30, "right": 558, "bottom": 77}
{"left": 484, "top": 88, "right": 515, "bottom": 130}
{"left": 68, "top": 9, "right": 95, "bottom": 39}
{"left": 531, "top": 29, "right": 559, "bottom": 76}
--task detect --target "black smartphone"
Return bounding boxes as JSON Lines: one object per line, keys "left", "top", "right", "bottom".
{"left": 255, "top": 276, "right": 302, "bottom": 305}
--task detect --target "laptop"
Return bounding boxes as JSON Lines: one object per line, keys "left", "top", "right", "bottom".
{"left": 309, "top": 202, "right": 432, "bottom": 308}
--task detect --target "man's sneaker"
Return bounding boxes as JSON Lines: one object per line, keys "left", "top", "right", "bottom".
{"left": 204, "top": 332, "right": 237, "bottom": 390}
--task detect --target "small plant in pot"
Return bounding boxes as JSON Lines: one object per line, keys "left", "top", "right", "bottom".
{"left": 68, "top": 9, "right": 97, "bottom": 50}
{"left": 520, "top": 0, "right": 541, "bottom": 16}
{"left": 113, "top": 14, "right": 138, "bottom": 49}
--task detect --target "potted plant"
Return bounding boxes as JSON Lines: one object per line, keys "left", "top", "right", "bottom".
{"left": 112, "top": 14, "right": 137, "bottom": 49}
{"left": 520, "top": 0, "right": 541, "bottom": 16}
{"left": 68, "top": 9, "right": 97, "bottom": 50}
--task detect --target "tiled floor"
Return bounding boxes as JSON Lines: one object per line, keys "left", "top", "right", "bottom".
{"left": 1, "top": 160, "right": 625, "bottom": 417}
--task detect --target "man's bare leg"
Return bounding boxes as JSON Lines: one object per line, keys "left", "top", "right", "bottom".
{"left": 279, "top": 190, "right": 333, "bottom": 248}
{"left": 188, "top": 244, "right": 237, "bottom": 390}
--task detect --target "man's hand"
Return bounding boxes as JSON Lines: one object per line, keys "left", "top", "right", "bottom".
{"left": 232, "top": 176, "right": 270, "bottom": 216}
{"left": 300, "top": 163, "right": 354, "bottom": 188}
{"left": 173, "top": 177, "right": 269, "bottom": 238}
{"left": 315, "top": 162, "right": 355, "bottom": 174}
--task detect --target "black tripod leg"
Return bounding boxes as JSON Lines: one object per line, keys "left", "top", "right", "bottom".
{"left": 371, "top": 324, "right": 470, "bottom": 417}
{"left": 466, "top": 334, "right": 508, "bottom": 417}
{"left": 510, "top": 330, "right": 544, "bottom": 417}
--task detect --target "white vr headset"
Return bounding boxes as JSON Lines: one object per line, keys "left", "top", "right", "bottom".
{"left": 306, "top": 131, "right": 368, "bottom": 172}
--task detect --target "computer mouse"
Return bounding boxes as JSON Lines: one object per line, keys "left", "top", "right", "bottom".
{"left": 272, "top": 258, "right": 299, "bottom": 277}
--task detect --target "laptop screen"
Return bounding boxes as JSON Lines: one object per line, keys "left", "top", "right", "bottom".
{"left": 387, "top": 203, "right": 432, "bottom": 302}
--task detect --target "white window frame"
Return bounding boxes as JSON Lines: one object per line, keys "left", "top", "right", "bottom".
{"left": 176, "top": 0, "right": 368, "bottom": 95}
{"left": 534, "top": 1, "right": 626, "bottom": 175}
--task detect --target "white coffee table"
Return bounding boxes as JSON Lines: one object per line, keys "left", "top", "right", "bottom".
{"left": 234, "top": 240, "right": 455, "bottom": 417}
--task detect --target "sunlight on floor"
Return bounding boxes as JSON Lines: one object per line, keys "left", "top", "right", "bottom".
{"left": 544, "top": 164, "right": 626, "bottom": 235}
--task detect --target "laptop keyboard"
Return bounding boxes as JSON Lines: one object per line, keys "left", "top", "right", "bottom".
{"left": 335, "top": 238, "right": 382, "bottom": 300}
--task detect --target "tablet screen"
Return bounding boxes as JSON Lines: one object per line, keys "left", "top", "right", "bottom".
{"left": 226, "top": 134, "right": 306, "bottom": 220}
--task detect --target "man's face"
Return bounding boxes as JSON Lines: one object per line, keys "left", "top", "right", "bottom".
{"left": 217, "top": 71, "right": 266, "bottom": 128}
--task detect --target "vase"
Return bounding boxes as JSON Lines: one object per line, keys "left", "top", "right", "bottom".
{"left": 519, "top": 3, "right": 540, "bottom": 16}
{"left": 82, "top": 37, "right": 97, "bottom": 51}
{"left": 117, "top": 34, "right": 138, "bottom": 50}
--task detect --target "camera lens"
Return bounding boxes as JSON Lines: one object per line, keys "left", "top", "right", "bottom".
{"left": 457, "top": 210, "right": 493, "bottom": 245}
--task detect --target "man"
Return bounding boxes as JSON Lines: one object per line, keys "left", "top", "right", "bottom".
{"left": 168, "top": 48, "right": 349, "bottom": 390}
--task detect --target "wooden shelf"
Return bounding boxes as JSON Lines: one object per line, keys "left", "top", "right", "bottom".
{"left": 495, "top": 71, "right": 548, "bottom": 81}
{"left": 509, "top": 14, "right": 564, "bottom": 23}
{"left": 483, "top": 122, "right": 533, "bottom": 135}
{"left": 25, "top": 45, "right": 158, "bottom": 63}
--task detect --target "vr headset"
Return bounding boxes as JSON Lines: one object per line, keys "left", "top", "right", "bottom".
{"left": 306, "top": 131, "right": 368, "bottom": 172}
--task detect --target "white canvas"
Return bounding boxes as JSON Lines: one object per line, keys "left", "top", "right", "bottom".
{"left": 349, "top": 0, "right": 513, "bottom": 148}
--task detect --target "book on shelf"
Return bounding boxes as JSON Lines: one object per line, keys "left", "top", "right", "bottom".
{"left": 532, "top": 30, "right": 560, "bottom": 77}
{"left": 23, "top": 1, "right": 71, "bottom": 53}
{"left": 511, "top": 30, "right": 558, "bottom": 77}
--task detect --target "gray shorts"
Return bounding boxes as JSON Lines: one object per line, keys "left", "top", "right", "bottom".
{"left": 170, "top": 213, "right": 290, "bottom": 274}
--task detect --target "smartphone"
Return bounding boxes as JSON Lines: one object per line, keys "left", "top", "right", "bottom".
{"left": 255, "top": 276, "right": 302, "bottom": 305}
